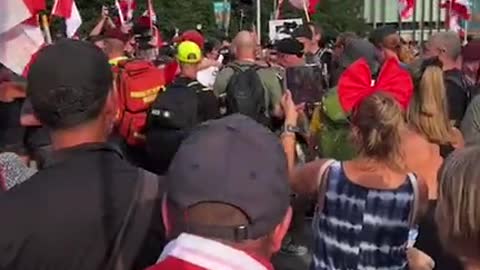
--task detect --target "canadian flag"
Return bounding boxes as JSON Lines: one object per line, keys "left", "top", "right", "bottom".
{"left": 52, "top": 0, "right": 82, "bottom": 37}
{"left": 399, "top": 0, "right": 416, "bottom": 19}
{"left": 0, "top": 0, "right": 46, "bottom": 75}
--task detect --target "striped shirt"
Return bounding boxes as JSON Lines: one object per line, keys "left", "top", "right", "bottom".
{"left": 311, "top": 161, "right": 415, "bottom": 270}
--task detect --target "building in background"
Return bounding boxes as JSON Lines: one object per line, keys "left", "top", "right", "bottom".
{"left": 363, "top": 0, "right": 446, "bottom": 43}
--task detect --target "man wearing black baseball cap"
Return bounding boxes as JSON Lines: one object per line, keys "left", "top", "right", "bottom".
{"left": 275, "top": 38, "right": 305, "bottom": 68}
{"left": 0, "top": 39, "right": 165, "bottom": 270}
{"left": 147, "top": 114, "right": 292, "bottom": 270}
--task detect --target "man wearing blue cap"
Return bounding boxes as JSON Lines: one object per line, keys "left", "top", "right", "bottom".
{"left": 147, "top": 114, "right": 292, "bottom": 270}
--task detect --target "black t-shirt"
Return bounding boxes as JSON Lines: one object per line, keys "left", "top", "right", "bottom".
{"left": 444, "top": 69, "right": 469, "bottom": 127}
{"left": 0, "top": 100, "right": 26, "bottom": 154}
{"left": 0, "top": 143, "right": 166, "bottom": 270}
{"left": 415, "top": 200, "right": 463, "bottom": 270}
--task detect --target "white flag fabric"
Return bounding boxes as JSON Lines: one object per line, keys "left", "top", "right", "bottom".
{"left": 0, "top": 0, "right": 44, "bottom": 75}
{"left": 0, "top": 1, "right": 33, "bottom": 35}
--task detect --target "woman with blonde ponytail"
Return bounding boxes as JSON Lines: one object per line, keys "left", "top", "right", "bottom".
{"left": 410, "top": 58, "right": 465, "bottom": 270}
{"left": 408, "top": 57, "right": 464, "bottom": 157}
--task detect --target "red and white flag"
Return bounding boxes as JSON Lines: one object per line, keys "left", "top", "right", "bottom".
{"left": 441, "top": 0, "right": 471, "bottom": 35}
{"left": 119, "top": 0, "right": 136, "bottom": 22}
{"left": 288, "top": 0, "right": 321, "bottom": 15}
{"left": 147, "top": 0, "right": 156, "bottom": 29}
{"left": 441, "top": 0, "right": 471, "bottom": 20}
{"left": 0, "top": 0, "right": 45, "bottom": 75}
{"left": 52, "top": 0, "right": 82, "bottom": 37}
{"left": 399, "top": 0, "right": 416, "bottom": 19}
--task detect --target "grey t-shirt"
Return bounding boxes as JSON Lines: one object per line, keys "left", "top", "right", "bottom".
{"left": 461, "top": 95, "right": 480, "bottom": 145}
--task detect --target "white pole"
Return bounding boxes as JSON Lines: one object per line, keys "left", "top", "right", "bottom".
{"left": 257, "top": 0, "right": 261, "bottom": 44}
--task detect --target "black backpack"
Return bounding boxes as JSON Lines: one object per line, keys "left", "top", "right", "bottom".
{"left": 225, "top": 64, "right": 269, "bottom": 126}
{"left": 145, "top": 79, "right": 203, "bottom": 174}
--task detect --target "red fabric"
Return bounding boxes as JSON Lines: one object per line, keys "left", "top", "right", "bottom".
{"left": 308, "top": 0, "right": 320, "bottom": 14}
{"left": 338, "top": 58, "right": 414, "bottom": 113}
{"left": 22, "top": 0, "right": 45, "bottom": 26}
{"left": 22, "top": 44, "right": 45, "bottom": 77}
{"left": 399, "top": 0, "right": 415, "bottom": 19}
{"left": 52, "top": 0, "right": 73, "bottom": 18}
{"left": 147, "top": 255, "right": 274, "bottom": 270}
{"left": 441, "top": 0, "right": 471, "bottom": 20}
{"left": 103, "top": 28, "right": 130, "bottom": 42}
{"left": 114, "top": 60, "right": 166, "bottom": 146}
{"left": 119, "top": 0, "right": 136, "bottom": 21}
{"left": 176, "top": 30, "right": 205, "bottom": 50}
{"left": 147, "top": 257, "right": 207, "bottom": 270}
{"left": 23, "top": 0, "right": 46, "bottom": 15}
{"left": 164, "top": 61, "right": 179, "bottom": 85}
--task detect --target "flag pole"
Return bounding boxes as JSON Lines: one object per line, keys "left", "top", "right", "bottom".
{"left": 256, "top": 0, "right": 261, "bottom": 44}
{"left": 302, "top": 0, "right": 311, "bottom": 22}
{"left": 41, "top": 14, "right": 52, "bottom": 44}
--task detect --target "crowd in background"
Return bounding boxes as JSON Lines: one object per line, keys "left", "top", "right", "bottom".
{"left": 1, "top": 6, "right": 480, "bottom": 270}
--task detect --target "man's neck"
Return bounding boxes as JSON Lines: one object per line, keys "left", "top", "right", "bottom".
{"left": 237, "top": 56, "right": 256, "bottom": 62}
{"left": 442, "top": 59, "right": 460, "bottom": 71}
{"left": 309, "top": 44, "right": 321, "bottom": 54}
{"left": 50, "top": 123, "right": 108, "bottom": 151}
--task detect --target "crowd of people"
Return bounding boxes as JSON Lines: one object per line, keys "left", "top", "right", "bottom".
{"left": 1, "top": 8, "right": 480, "bottom": 270}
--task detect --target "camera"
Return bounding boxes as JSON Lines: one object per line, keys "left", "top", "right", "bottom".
{"left": 280, "top": 22, "right": 299, "bottom": 35}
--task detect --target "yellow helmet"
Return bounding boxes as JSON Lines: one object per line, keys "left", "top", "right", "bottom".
{"left": 176, "top": 41, "right": 202, "bottom": 64}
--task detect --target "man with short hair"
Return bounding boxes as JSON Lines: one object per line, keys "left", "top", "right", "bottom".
{"left": 146, "top": 41, "right": 219, "bottom": 175}
{"left": 292, "top": 23, "right": 332, "bottom": 88}
{"left": 0, "top": 40, "right": 165, "bottom": 270}
{"left": 369, "top": 26, "right": 402, "bottom": 61}
{"left": 147, "top": 114, "right": 292, "bottom": 270}
{"left": 426, "top": 31, "right": 469, "bottom": 127}
{"left": 92, "top": 29, "right": 130, "bottom": 66}
{"left": 213, "top": 31, "right": 283, "bottom": 120}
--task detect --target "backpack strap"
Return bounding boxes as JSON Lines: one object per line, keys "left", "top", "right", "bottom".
{"left": 105, "top": 169, "right": 160, "bottom": 270}
{"left": 315, "top": 159, "right": 336, "bottom": 213}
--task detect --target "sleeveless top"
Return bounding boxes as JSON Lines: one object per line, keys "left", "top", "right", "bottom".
{"left": 311, "top": 161, "right": 416, "bottom": 270}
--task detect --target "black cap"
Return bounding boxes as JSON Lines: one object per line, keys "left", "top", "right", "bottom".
{"left": 339, "top": 38, "right": 379, "bottom": 71}
{"left": 292, "top": 25, "right": 313, "bottom": 40}
{"left": 166, "top": 114, "right": 291, "bottom": 241}
{"left": 27, "top": 39, "right": 112, "bottom": 128}
{"left": 368, "top": 26, "right": 397, "bottom": 47}
{"left": 275, "top": 38, "right": 304, "bottom": 56}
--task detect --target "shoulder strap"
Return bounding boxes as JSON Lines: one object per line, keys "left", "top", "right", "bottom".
{"left": 106, "top": 169, "right": 160, "bottom": 270}
{"left": 407, "top": 174, "right": 419, "bottom": 228}
{"left": 315, "top": 159, "right": 336, "bottom": 213}
{"left": 407, "top": 174, "right": 428, "bottom": 228}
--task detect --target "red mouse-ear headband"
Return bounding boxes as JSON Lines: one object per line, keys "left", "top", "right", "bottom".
{"left": 338, "top": 58, "right": 414, "bottom": 113}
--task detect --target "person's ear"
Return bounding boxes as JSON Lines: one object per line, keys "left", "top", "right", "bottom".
{"left": 271, "top": 206, "right": 293, "bottom": 253}
{"left": 103, "top": 88, "right": 118, "bottom": 122}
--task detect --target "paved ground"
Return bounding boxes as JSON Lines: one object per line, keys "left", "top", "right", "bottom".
{"left": 273, "top": 220, "right": 313, "bottom": 270}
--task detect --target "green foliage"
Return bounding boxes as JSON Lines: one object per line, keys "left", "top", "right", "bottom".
{"left": 312, "top": 0, "right": 371, "bottom": 38}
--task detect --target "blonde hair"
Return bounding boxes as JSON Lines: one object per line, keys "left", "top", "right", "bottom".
{"left": 408, "top": 65, "right": 452, "bottom": 145}
{"left": 436, "top": 146, "right": 480, "bottom": 262}
{"left": 351, "top": 92, "right": 406, "bottom": 167}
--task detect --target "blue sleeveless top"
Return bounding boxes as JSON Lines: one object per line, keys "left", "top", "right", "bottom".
{"left": 311, "top": 161, "right": 416, "bottom": 270}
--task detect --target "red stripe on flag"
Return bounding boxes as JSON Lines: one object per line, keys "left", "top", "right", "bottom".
{"left": 308, "top": 0, "right": 320, "bottom": 14}
{"left": 23, "top": 0, "right": 46, "bottom": 15}
{"left": 52, "top": 0, "right": 73, "bottom": 18}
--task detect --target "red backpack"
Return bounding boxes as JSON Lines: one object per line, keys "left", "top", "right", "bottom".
{"left": 114, "top": 60, "right": 166, "bottom": 146}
